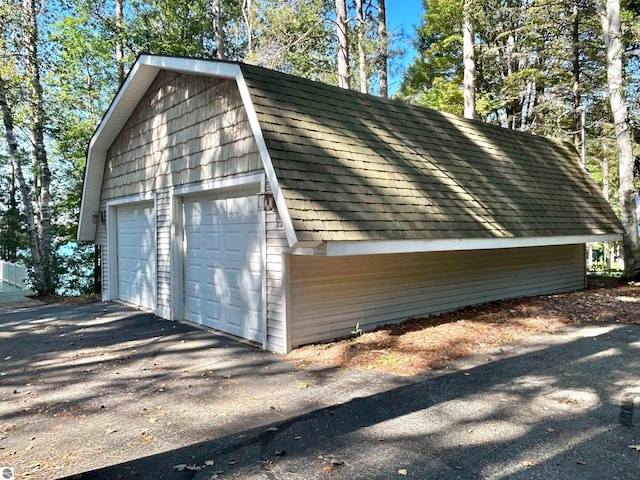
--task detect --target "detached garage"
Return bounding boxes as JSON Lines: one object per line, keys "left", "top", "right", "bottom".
{"left": 78, "top": 55, "right": 622, "bottom": 353}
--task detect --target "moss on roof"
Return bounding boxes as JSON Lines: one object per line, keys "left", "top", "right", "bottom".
{"left": 240, "top": 63, "right": 622, "bottom": 243}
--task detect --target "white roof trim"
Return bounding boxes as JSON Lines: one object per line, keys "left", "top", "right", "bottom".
{"left": 323, "top": 234, "right": 622, "bottom": 256}
{"left": 234, "top": 70, "right": 298, "bottom": 245}
{"left": 77, "top": 55, "right": 298, "bottom": 245}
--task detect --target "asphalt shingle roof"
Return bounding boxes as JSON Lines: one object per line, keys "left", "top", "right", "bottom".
{"left": 240, "top": 64, "right": 622, "bottom": 243}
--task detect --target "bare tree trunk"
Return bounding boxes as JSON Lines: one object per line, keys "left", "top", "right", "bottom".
{"left": 0, "top": 76, "right": 44, "bottom": 290}
{"left": 377, "top": 0, "right": 388, "bottom": 98}
{"left": 571, "top": 0, "right": 581, "bottom": 152}
{"left": 24, "top": 0, "right": 55, "bottom": 293}
{"left": 356, "top": 0, "right": 367, "bottom": 93}
{"left": 115, "top": 0, "right": 124, "bottom": 85}
{"left": 242, "top": 0, "right": 253, "bottom": 54}
{"left": 335, "top": 0, "right": 350, "bottom": 89}
{"left": 463, "top": 0, "right": 476, "bottom": 119}
{"left": 213, "top": 0, "right": 225, "bottom": 59}
{"left": 602, "top": 153, "right": 610, "bottom": 200}
{"left": 596, "top": 0, "right": 640, "bottom": 278}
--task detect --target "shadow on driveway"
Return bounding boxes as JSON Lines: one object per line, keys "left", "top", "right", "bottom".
{"left": 1, "top": 302, "right": 638, "bottom": 480}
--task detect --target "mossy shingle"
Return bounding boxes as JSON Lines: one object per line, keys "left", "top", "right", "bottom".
{"left": 241, "top": 64, "right": 622, "bottom": 242}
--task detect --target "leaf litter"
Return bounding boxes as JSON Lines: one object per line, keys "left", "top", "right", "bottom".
{"left": 288, "top": 278, "right": 640, "bottom": 376}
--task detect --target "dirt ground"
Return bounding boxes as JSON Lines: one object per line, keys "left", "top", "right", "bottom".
{"left": 288, "top": 277, "right": 640, "bottom": 376}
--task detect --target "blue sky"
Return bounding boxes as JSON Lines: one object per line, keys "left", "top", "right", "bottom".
{"left": 385, "top": 0, "right": 424, "bottom": 93}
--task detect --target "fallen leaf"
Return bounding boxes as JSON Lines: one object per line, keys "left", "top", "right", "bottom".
{"left": 324, "top": 466, "right": 334, "bottom": 473}
{"left": 398, "top": 468, "right": 408, "bottom": 475}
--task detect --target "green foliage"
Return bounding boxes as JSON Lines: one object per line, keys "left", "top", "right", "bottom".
{"left": 351, "top": 322, "right": 363, "bottom": 337}
{"left": 54, "top": 242, "right": 95, "bottom": 295}
{"left": 247, "top": 0, "right": 336, "bottom": 83}
{"left": 0, "top": 164, "right": 27, "bottom": 262}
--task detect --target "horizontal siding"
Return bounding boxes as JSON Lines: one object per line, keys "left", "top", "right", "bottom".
{"left": 98, "top": 71, "right": 263, "bottom": 322}
{"left": 265, "top": 203, "right": 289, "bottom": 352}
{"left": 289, "top": 245, "right": 585, "bottom": 347}
{"left": 96, "top": 219, "right": 108, "bottom": 301}
{"left": 156, "top": 188, "right": 171, "bottom": 319}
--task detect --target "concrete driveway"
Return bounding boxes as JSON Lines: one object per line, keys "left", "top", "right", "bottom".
{"left": 0, "top": 301, "right": 638, "bottom": 480}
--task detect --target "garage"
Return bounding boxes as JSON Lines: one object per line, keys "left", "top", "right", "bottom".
{"left": 116, "top": 203, "right": 156, "bottom": 310}
{"left": 183, "top": 194, "right": 263, "bottom": 343}
{"left": 80, "top": 55, "right": 623, "bottom": 353}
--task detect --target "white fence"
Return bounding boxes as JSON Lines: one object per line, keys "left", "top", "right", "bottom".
{"left": 0, "top": 260, "right": 27, "bottom": 289}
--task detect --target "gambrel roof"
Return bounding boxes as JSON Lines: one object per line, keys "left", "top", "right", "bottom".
{"left": 79, "top": 55, "right": 621, "bottom": 254}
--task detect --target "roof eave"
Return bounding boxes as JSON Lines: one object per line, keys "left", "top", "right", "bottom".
{"left": 77, "top": 55, "right": 298, "bottom": 246}
{"left": 322, "top": 234, "right": 622, "bottom": 257}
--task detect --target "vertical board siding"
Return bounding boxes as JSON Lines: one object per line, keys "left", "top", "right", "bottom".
{"left": 289, "top": 245, "right": 585, "bottom": 347}
{"left": 264, "top": 193, "right": 289, "bottom": 352}
{"left": 99, "top": 71, "right": 262, "bottom": 321}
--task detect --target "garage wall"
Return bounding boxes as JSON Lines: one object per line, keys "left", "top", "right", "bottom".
{"left": 156, "top": 188, "right": 172, "bottom": 318}
{"left": 96, "top": 221, "right": 108, "bottom": 300}
{"left": 98, "top": 71, "right": 263, "bottom": 314}
{"left": 101, "top": 71, "right": 262, "bottom": 198}
{"left": 265, "top": 200, "right": 289, "bottom": 352}
{"left": 289, "top": 244, "right": 585, "bottom": 347}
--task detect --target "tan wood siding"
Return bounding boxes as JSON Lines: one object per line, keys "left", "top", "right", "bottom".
{"left": 101, "top": 71, "right": 261, "bottom": 200}
{"left": 96, "top": 218, "right": 108, "bottom": 300}
{"left": 289, "top": 245, "right": 585, "bottom": 347}
{"left": 98, "top": 71, "right": 263, "bottom": 321}
{"left": 265, "top": 204, "right": 289, "bottom": 352}
{"left": 156, "top": 189, "right": 171, "bottom": 318}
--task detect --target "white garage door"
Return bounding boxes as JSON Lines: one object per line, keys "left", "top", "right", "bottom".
{"left": 183, "top": 195, "right": 263, "bottom": 343}
{"left": 116, "top": 203, "right": 156, "bottom": 310}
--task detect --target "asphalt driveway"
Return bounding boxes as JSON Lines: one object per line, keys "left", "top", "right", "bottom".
{"left": 0, "top": 301, "right": 638, "bottom": 480}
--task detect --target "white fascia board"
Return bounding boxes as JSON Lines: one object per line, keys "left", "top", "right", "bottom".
{"left": 324, "top": 234, "right": 622, "bottom": 256}
{"left": 142, "top": 55, "right": 239, "bottom": 79}
{"left": 78, "top": 58, "right": 160, "bottom": 241}
{"left": 234, "top": 72, "right": 298, "bottom": 247}
{"left": 78, "top": 54, "right": 299, "bottom": 247}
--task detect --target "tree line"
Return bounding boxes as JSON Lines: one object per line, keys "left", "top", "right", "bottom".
{"left": 0, "top": 0, "right": 638, "bottom": 295}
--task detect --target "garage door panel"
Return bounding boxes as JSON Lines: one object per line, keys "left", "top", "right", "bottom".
{"left": 117, "top": 203, "right": 155, "bottom": 310}
{"left": 183, "top": 195, "right": 263, "bottom": 343}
